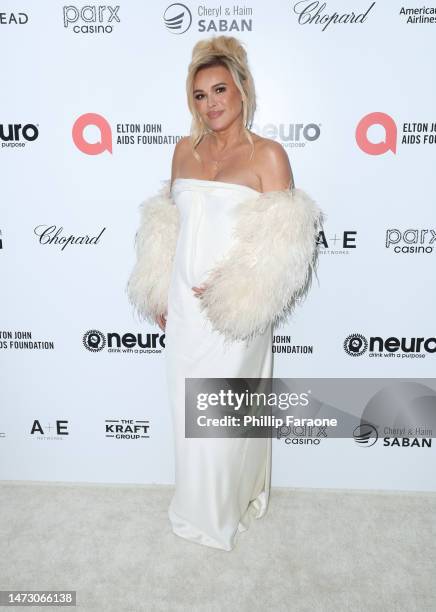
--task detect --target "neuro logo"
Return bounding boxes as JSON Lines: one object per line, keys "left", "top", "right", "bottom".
{"left": 355, "top": 112, "right": 397, "bottom": 155}
{"left": 163, "top": 3, "right": 192, "bottom": 33}
{"left": 353, "top": 423, "right": 378, "bottom": 447}
{"left": 344, "top": 334, "right": 436, "bottom": 358}
{"left": 0, "top": 123, "right": 39, "bottom": 144}
{"left": 83, "top": 329, "right": 106, "bottom": 352}
{"left": 344, "top": 333, "right": 368, "bottom": 357}
{"left": 72, "top": 113, "right": 112, "bottom": 155}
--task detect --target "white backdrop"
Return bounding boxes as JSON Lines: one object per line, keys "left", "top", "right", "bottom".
{"left": 1, "top": 1, "right": 435, "bottom": 491}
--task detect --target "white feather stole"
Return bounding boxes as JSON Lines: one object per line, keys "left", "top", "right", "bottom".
{"left": 126, "top": 181, "right": 325, "bottom": 342}
{"left": 198, "top": 187, "right": 325, "bottom": 343}
{"left": 126, "top": 180, "right": 179, "bottom": 325}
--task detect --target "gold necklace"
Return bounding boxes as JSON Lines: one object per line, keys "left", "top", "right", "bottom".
{"left": 207, "top": 138, "right": 242, "bottom": 169}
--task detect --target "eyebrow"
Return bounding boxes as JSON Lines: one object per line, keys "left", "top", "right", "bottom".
{"left": 193, "top": 82, "right": 227, "bottom": 94}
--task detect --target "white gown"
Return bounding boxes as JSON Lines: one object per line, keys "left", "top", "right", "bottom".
{"left": 164, "top": 178, "right": 273, "bottom": 551}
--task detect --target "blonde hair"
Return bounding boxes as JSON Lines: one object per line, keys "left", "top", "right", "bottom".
{"left": 186, "top": 35, "right": 257, "bottom": 163}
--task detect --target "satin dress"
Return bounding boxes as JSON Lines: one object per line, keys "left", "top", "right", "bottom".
{"left": 164, "top": 178, "right": 273, "bottom": 551}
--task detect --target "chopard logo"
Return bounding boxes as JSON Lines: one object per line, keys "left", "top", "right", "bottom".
{"left": 292, "top": 1, "right": 376, "bottom": 31}
{"left": 34, "top": 225, "right": 106, "bottom": 250}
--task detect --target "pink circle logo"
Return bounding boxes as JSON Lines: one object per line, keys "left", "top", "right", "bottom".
{"left": 72, "top": 112, "right": 112, "bottom": 155}
{"left": 355, "top": 112, "right": 397, "bottom": 155}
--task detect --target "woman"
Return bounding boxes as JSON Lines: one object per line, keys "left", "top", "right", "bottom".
{"left": 127, "top": 35, "right": 324, "bottom": 551}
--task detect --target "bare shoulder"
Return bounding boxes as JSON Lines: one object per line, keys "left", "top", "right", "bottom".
{"left": 254, "top": 137, "right": 294, "bottom": 192}
{"left": 255, "top": 137, "right": 288, "bottom": 163}
{"left": 173, "top": 135, "right": 191, "bottom": 159}
{"left": 171, "top": 136, "right": 191, "bottom": 181}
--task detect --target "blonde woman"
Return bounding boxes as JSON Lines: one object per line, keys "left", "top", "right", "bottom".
{"left": 127, "top": 35, "right": 324, "bottom": 551}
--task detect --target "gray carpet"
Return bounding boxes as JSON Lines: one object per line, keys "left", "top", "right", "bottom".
{"left": 0, "top": 482, "right": 435, "bottom": 612}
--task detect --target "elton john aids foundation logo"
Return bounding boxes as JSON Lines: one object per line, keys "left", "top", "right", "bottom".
{"left": 355, "top": 112, "right": 397, "bottom": 155}
{"left": 356, "top": 112, "right": 436, "bottom": 152}
{"left": 72, "top": 113, "right": 112, "bottom": 155}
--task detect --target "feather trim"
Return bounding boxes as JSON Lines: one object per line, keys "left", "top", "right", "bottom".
{"left": 198, "top": 187, "right": 325, "bottom": 343}
{"left": 126, "top": 180, "right": 179, "bottom": 324}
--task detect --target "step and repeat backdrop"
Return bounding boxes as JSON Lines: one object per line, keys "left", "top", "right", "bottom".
{"left": 1, "top": 1, "right": 435, "bottom": 491}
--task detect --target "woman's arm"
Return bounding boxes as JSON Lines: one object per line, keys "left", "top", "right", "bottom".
{"left": 257, "top": 139, "right": 294, "bottom": 192}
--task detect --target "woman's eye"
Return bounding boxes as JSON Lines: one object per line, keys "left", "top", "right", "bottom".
{"left": 194, "top": 87, "right": 226, "bottom": 101}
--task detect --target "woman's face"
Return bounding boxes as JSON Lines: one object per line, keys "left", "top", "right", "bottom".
{"left": 193, "top": 65, "right": 243, "bottom": 132}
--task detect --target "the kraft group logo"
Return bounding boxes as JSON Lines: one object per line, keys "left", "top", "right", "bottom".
{"left": 355, "top": 112, "right": 397, "bottom": 155}
{"left": 105, "top": 419, "right": 151, "bottom": 439}
{"left": 163, "top": 3, "right": 192, "bottom": 34}
{"left": 72, "top": 113, "right": 112, "bottom": 155}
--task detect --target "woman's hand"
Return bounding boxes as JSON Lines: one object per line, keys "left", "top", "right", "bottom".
{"left": 192, "top": 284, "right": 207, "bottom": 299}
{"left": 156, "top": 311, "right": 167, "bottom": 331}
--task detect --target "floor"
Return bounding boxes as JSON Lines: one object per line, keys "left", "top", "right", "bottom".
{"left": 0, "top": 482, "right": 435, "bottom": 611}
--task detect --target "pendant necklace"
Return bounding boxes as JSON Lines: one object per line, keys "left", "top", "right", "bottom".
{"left": 207, "top": 138, "right": 241, "bottom": 173}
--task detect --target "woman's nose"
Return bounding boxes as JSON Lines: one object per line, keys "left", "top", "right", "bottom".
{"left": 207, "top": 94, "right": 217, "bottom": 108}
